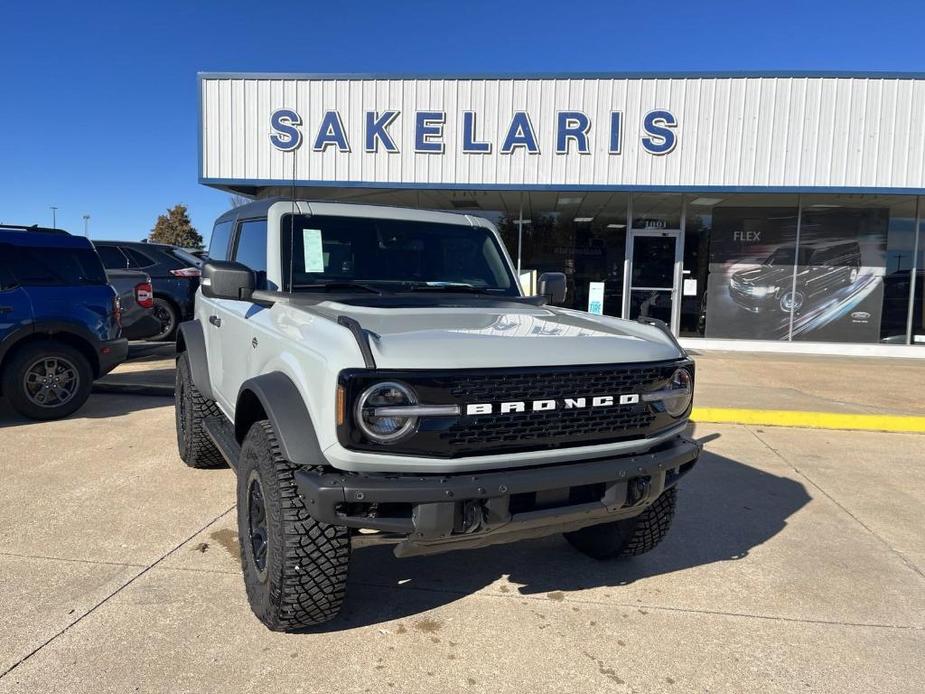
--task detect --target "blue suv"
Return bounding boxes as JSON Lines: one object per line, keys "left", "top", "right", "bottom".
{"left": 0, "top": 226, "right": 128, "bottom": 419}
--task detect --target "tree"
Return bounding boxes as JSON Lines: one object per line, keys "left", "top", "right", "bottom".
{"left": 149, "top": 204, "right": 203, "bottom": 248}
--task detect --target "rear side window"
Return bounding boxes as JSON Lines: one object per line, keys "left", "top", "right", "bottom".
{"left": 96, "top": 245, "right": 129, "bottom": 269}
{"left": 123, "top": 247, "right": 156, "bottom": 268}
{"left": 10, "top": 247, "right": 108, "bottom": 286}
{"left": 209, "top": 221, "right": 233, "bottom": 261}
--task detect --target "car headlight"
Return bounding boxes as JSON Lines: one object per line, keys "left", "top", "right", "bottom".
{"left": 662, "top": 368, "right": 693, "bottom": 417}
{"left": 748, "top": 285, "right": 776, "bottom": 297}
{"left": 355, "top": 381, "right": 419, "bottom": 443}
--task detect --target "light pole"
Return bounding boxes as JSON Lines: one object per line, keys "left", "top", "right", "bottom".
{"left": 50, "top": 206, "right": 59, "bottom": 228}
{"left": 83, "top": 214, "right": 90, "bottom": 238}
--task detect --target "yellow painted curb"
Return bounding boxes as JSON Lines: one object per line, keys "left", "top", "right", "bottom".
{"left": 690, "top": 407, "right": 925, "bottom": 434}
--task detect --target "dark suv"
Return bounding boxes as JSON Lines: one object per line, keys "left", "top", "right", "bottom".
{"left": 0, "top": 226, "right": 127, "bottom": 420}
{"left": 93, "top": 240, "right": 202, "bottom": 341}
{"left": 729, "top": 241, "right": 861, "bottom": 314}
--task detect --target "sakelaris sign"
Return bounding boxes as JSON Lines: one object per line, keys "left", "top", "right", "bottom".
{"left": 268, "top": 108, "right": 679, "bottom": 156}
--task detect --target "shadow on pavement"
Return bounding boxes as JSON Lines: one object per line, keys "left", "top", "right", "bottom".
{"left": 0, "top": 391, "right": 171, "bottom": 429}
{"left": 318, "top": 446, "right": 810, "bottom": 632}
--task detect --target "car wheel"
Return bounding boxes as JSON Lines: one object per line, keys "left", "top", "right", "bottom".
{"left": 237, "top": 420, "right": 351, "bottom": 631}
{"left": 564, "top": 487, "right": 677, "bottom": 559}
{"left": 175, "top": 352, "right": 225, "bottom": 469}
{"left": 779, "top": 289, "right": 805, "bottom": 314}
{"left": 2, "top": 340, "right": 93, "bottom": 420}
{"left": 149, "top": 298, "right": 178, "bottom": 342}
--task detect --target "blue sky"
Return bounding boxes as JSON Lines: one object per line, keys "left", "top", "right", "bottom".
{"left": 3, "top": 0, "right": 924, "bottom": 243}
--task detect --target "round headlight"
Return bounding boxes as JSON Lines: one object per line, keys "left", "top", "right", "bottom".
{"left": 355, "top": 382, "right": 418, "bottom": 443}
{"left": 663, "top": 368, "right": 693, "bottom": 418}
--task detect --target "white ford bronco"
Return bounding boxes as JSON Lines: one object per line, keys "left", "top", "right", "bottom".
{"left": 174, "top": 198, "right": 700, "bottom": 631}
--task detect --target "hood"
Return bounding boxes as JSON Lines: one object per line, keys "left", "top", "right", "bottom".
{"left": 732, "top": 265, "right": 793, "bottom": 286}
{"left": 306, "top": 300, "right": 683, "bottom": 369}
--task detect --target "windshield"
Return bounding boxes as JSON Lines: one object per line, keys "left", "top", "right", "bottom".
{"left": 281, "top": 214, "right": 518, "bottom": 295}
{"left": 764, "top": 246, "right": 811, "bottom": 266}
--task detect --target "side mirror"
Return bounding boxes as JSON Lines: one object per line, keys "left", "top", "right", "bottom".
{"left": 201, "top": 260, "right": 255, "bottom": 301}
{"left": 537, "top": 272, "right": 567, "bottom": 305}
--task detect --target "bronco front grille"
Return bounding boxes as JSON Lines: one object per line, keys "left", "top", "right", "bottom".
{"left": 338, "top": 360, "right": 692, "bottom": 458}
{"left": 437, "top": 363, "right": 674, "bottom": 452}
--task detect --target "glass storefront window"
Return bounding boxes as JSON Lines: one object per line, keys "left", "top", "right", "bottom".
{"left": 687, "top": 194, "right": 800, "bottom": 340}
{"left": 497, "top": 192, "right": 628, "bottom": 316}
{"left": 797, "top": 195, "right": 917, "bottom": 345}
{"left": 631, "top": 193, "right": 682, "bottom": 230}
{"left": 428, "top": 189, "right": 922, "bottom": 347}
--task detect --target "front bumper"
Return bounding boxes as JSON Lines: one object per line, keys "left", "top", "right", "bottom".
{"left": 296, "top": 435, "right": 700, "bottom": 558}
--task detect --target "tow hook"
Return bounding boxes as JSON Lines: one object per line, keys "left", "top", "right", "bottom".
{"left": 459, "top": 500, "right": 486, "bottom": 534}
{"left": 627, "top": 477, "right": 651, "bottom": 505}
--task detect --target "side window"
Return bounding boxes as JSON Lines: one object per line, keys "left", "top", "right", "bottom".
{"left": 208, "top": 221, "right": 233, "bottom": 261}
{"left": 96, "top": 245, "right": 129, "bottom": 269}
{"left": 0, "top": 246, "right": 16, "bottom": 289}
{"left": 232, "top": 219, "right": 268, "bottom": 288}
{"left": 123, "top": 248, "right": 156, "bottom": 268}
{"left": 10, "top": 247, "right": 108, "bottom": 286}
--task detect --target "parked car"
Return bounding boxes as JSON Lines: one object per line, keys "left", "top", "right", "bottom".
{"left": 175, "top": 199, "right": 699, "bottom": 630}
{"left": 106, "top": 269, "right": 160, "bottom": 340}
{"left": 0, "top": 225, "right": 127, "bottom": 420}
{"left": 729, "top": 241, "right": 861, "bottom": 314}
{"left": 93, "top": 240, "right": 202, "bottom": 341}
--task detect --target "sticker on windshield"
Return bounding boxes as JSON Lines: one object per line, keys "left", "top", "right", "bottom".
{"left": 302, "top": 229, "right": 324, "bottom": 272}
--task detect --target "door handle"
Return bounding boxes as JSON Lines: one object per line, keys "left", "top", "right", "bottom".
{"left": 209, "top": 315, "right": 222, "bottom": 328}
{"left": 0, "top": 306, "right": 12, "bottom": 314}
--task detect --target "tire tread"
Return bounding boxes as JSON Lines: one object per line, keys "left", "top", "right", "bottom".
{"left": 240, "top": 420, "right": 350, "bottom": 630}
{"left": 175, "top": 353, "right": 225, "bottom": 469}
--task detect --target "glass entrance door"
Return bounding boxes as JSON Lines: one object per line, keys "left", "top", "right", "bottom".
{"left": 623, "top": 229, "right": 683, "bottom": 333}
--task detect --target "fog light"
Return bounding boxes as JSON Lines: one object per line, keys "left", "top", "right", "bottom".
{"left": 356, "top": 382, "right": 418, "bottom": 443}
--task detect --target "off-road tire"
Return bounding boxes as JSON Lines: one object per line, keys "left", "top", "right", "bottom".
{"left": 175, "top": 352, "right": 225, "bottom": 468}
{"left": 564, "top": 487, "right": 678, "bottom": 560}
{"left": 237, "top": 420, "right": 350, "bottom": 631}
{"left": 2, "top": 340, "right": 93, "bottom": 420}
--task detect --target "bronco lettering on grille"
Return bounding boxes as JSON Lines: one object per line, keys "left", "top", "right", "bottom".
{"left": 465, "top": 394, "right": 640, "bottom": 416}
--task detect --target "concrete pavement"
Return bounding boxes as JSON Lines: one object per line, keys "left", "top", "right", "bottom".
{"left": 0, "top": 392, "right": 922, "bottom": 693}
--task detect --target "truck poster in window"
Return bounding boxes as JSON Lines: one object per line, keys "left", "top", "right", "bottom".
{"left": 705, "top": 207, "right": 888, "bottom": 343}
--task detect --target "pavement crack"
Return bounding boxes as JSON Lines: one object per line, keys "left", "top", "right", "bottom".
{"left": 0, "top": 504, "right": 237, "bottom": 682}
{"left": 745, "top": 426, "right": 925, "bottom": 581}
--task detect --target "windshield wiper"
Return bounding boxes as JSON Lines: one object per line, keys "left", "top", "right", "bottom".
{"left": 292, "top": 281, "right": 385, "bottom": 294}
{"left": 404, "top": 283, "right": 502, "bottom": 294}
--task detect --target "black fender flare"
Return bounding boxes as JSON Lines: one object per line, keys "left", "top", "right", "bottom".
{"left": 235, "top": 372, "right": 323, "bottom": 467}
{"left": 176, "top": 320, "right": 214, "bottom": 401}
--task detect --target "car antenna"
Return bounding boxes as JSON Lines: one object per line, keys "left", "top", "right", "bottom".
{"left": 288, "top": 128, "right": 296, "bottom": 294}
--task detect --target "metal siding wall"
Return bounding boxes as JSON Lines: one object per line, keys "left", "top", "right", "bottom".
{"left": 201, "top": 76, "right": 925, "bottom": 190}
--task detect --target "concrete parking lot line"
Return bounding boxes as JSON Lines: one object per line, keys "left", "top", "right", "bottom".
{"left": 692, "top": 407, "right": 925, "bottom": 433}
{"left": 0, "top": 505, "right": 235, "bottom": 681}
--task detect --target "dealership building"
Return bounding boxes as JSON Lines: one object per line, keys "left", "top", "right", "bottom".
{"left": 199, "top": 72, "right": 925, "bottom": 354}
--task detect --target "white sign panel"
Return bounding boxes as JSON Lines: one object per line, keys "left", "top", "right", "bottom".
{"left": 200, "top": 73, "right": 925, "bottom": 191}
{"left": 587, "top": 282, "right": 605, "bottom": 315}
